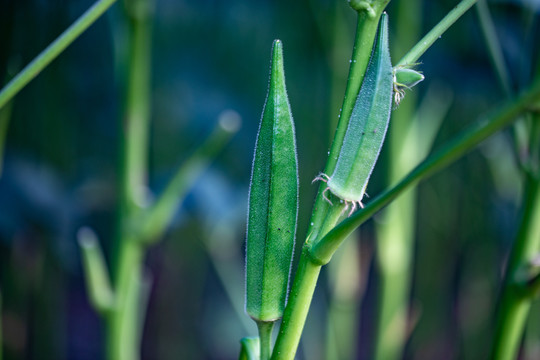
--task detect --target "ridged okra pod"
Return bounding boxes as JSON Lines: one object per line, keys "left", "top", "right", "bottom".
{"left": 315, "top": 13, "right": 393, "bottom": 215}
{"left": 246, "top": 40, "right": 298, "bottom": 323}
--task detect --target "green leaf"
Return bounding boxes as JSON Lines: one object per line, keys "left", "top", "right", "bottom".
{"left": 246, "top": 40, "right": 299, "bottom": 322}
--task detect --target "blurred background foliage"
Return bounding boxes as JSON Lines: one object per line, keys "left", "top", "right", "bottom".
{"left": 0, "top": 0, "right": 539, "bottom": 359}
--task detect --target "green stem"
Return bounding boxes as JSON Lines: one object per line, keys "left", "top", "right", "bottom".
{"left": 78, "top": 228, "right": 115, "bottom": 314}
{"left": 239, "top": 337, "right": 260, "bottom": 360}
{"left": 139, "top": 119, "right": 238, "bottom": 244}
{"left": 107, "top": 241, "right": 144, "bottom": 360}
{"left": 120, "top": 1, "right": 153, "bottom": 219}
{"left": 0, "top": 0, "right": 118, "bottom": 110}
{"left": 475, "top": 0, "right": 532, "bottom": 171}
{"left": 310, "top": 78, "right": 540, "bottom": 265}
{"left": 108, "top": 0, "right": 153, "bottom": 359}
{"left": 475, "top": 0, "right": 512, "bottom": 96}
{"left": 271, "top": 247, "right": 322, "bottom": 360}
{"left": 257, "top": 321, "right": 275, "bottom": 360}
{"left": 397, "top": 0, "right": 478, "bottom": 66}
{"left": 373, "top": 1, "right": 422, "bottom": 358}
{"left": 492, "top": 124, "right": 540, "bottom": 359}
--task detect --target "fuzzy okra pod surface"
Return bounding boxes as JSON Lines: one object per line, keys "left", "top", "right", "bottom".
{"left": 245, "top": 39, "right": 298, "bottom": 323}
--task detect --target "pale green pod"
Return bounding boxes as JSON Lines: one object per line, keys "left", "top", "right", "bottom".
{"left": 394, "top": 67, "right": 424, "bottom": 88}
{"left": 315, "top": 13, "right": 392, "bottom": 215}
{"left": 393, "top": 66, "right": 424, "bottom": 104}
{"left": 246, "top": 40, "right": 298, "bottom": 322}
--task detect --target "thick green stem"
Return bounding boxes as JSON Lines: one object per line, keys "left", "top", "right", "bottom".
{"left": 491, "top": 130, "right": 540, "bottom": 359}
{"left": 271, "top": 247, "right": 322, "bottom": 360}
{"left": 108, "top": 0, "right": 153, "bottom": 359}
{"left": 257, "top": 321, "right": 275, "bottom": 360}
{"left": 397, "top": 0, "right": 478, "bottom": 66}
{"left": 119, "top": 0, "right": 153, "bottom": 219}
{"left": 107, "top": 241, "right": 145, "bottom": 360}
{"left": 0, "top": 0, "right": 118, "bottom": 110}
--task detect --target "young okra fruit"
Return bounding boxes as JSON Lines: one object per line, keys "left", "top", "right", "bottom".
{"left": 314, "top": 13, "right": 393, "bottom": 216}
{"left": 393, "top": 64, "right": 424, "bottom": 105}
{"left": 246, "top": 39, "right": 298, "bottom": 326}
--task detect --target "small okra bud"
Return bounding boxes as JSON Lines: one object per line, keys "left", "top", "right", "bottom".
{"left": 393, "top": 66, "right": 424, "bottom": 104}
{"left": 239, "top": 337, "right": 260, "bottom": 360}
{"left": 246, "top": 40, "right": 298, "bottom": 322}
{"left": 314, "top": 13, "right": 393, "bottom": 216}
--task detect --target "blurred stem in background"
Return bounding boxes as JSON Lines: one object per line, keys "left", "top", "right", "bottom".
{"left": 313, "top": 2, "right": 363, "bottom": 359}
{"left": 491, "top": 112, "right": 540, "bottom": 360}
{"left": 372, "top": 1, "right": 423, "bottom": 358}
{"left": 475, "top": 2, "right": 540, "bottom": 358}
{"left": 107, "top": 0, "right": 155, "bottom": 358}
{"left": 325, "top": 238, "right": 363, "bottom": 360}
{"left": 0, "top": 0, "right": 118, "bottom": 110}
{"left": 75, "top": 0, "right": 239, "bottom": 358}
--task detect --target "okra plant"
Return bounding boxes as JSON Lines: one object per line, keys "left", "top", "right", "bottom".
{"left": 241, "top": 0, "right": 540, "bottom": 359}
{"left": 0, "top": 0, "right": 539, "bottom": 358}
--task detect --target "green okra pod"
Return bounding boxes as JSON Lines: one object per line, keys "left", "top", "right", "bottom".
{"left": 393, "top": 65, "right": 424, "bottom": 104}
{"left": 246, "top": 40, "right": 299, "bottom": 323}
{"left": 314, "top": 13, "right": 393, "bottom": 216}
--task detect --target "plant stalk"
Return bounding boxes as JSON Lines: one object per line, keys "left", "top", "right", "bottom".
{"left": 271, "top": 247, "right": 322, "bottom": 360}
{"left": 397, "top": 0, "right": 478, "bottom": 66}
{"left": 373, "top": 1, "right": 421, "bottom": 358}
{"left": 491, "top": 116, "right": 540, "bottom": 360}
{"left": 257, "top": 321, "right": 275, "bottom": 360}
{"left": 108, "top": 0, "right": 153, "bottom": 358}
{"left": 0, "top": 0, "right": 118, "bottom": 110}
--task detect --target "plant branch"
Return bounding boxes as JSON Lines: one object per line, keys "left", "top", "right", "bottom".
{"left": 138, "top": 118, "right": 239, "bottom": 244}
{"left": 108, "top": 0, "right": 153, "bottom": 359}
{"left": 491, "top": 113, "right": 540, "bottom": 360}
{"left": 397, "top": 0, "right": 478, "bottom": 66}
{"left": 475, "top": 0, "right": 512, "bottom": 96}
{"left": 310, "top": 78, "right": 540, "bottom": 265}
{"left": 271, "top": 248, "right": 322, "bottom": 360}
{"left": 0, "top": 0, "right": 118, "bottom": 110}
{"left": 78, "top": 228, "right": 115, "bottom": 314}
